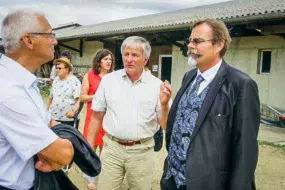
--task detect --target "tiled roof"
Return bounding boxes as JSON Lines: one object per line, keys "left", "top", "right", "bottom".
{"left": 55, "top": 0, "right": 285, "bottom": 40}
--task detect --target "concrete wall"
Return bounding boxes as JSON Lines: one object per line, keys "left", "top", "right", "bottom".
{"left": 171, "top": 45, "right": 190, "bottom": 98}
{"left": 225, "top": 35, "right": 285, "bottom": 110}
{"left": 59, "top": 40, "right": 103, "bottom": 73}
{"left": 149, "top": 45, "right": 172, "bottom": 77}
{"left": 171, "top": 35, "right": 285, "bottom": 110}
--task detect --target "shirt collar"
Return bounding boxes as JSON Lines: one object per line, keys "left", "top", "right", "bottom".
{"left": 121, "top": 68, "right": 148, "bottom": 83}
{"left": 0, "top": 54, "right": 37, "bottom": 88}
{"left": 197, "top": 59, "right": 222, "bottom": 82}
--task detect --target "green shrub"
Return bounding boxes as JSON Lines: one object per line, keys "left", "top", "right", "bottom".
{"left": 38, "top": 83, "right": 51, "bottom": 97}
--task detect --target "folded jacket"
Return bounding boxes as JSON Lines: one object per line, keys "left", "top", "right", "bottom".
{"left": 34, "top": 124, "right": 101, "bottom": 190}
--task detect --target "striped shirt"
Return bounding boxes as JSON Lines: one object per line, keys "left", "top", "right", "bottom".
{"left": 91, "top": 69, "right": 162, "bottom": 141}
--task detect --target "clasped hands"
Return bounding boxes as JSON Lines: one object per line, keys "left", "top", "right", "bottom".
{"left": 36, "top": 119, "right": 63, "bottom": 172}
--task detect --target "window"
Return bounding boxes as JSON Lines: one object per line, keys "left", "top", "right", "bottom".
{"left": 258, "top": 50, "right": 271, "bottom": 74}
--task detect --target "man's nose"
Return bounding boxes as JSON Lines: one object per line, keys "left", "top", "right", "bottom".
{"left": 187, "top": 41, "right": 195, "bottom": 50}
{"left": 53, "top": 38, "right": 58, "bottom": 46}
{"left": 125, "top": 55, "right": 133, "bottom": 62}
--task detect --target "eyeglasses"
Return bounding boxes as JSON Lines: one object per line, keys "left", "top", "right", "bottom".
{"left": 55, "top": 67, "right": 66, "bottom": 70}
{"left": 188, "top": 38, "right": 213, "bottom": 46}
{"left": 28, "top": 32, "right": 56, "bottom": 39}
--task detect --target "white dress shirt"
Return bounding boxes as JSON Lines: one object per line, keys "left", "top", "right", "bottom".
{"left": 0, "top": 54, "right": 58, "bottom": 189}
{"left": 192, "top": 59, "right": 222, "bottom": 95}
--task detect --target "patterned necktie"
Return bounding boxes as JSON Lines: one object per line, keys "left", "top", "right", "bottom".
{"left": 188, "top": 74, "right": 204, "bottom": 97}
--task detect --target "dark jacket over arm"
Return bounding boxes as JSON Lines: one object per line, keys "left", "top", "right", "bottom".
{"left": 34, "top": 124, "right": 101, "bottom": 190}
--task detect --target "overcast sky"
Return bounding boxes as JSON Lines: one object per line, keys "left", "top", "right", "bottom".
{"left": 0, "top": 0, "right": 231, "bottom": 28}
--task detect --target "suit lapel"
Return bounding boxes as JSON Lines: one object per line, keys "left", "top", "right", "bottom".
{"left": 169, "top": 69, "right": 197, "bottom": 122}
{"left": 190, "top": 61, "right": 228, "bottom": 141}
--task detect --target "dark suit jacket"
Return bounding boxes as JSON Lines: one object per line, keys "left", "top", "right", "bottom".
{"left": 163, "top": 60, "right": 260, "bottom": 190}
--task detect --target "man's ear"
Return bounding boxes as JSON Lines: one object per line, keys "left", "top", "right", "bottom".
{"left": 21, "top": 34, "right": 34, "bottom": 50}
{"left": 143, "top": 58, "right": 149, "bottom": 66}
{"left": 214, "top": 41, "right": 224, "bottom": 55}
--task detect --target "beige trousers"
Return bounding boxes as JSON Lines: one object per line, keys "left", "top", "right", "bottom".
{"left": 97, "top": 135, "right": 155, "bottom": 190}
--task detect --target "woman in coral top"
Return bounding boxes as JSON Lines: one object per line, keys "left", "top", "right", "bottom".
{"left": 80, "top": 49, "right": 114, "bottom": 189}
{"left": 80, "top": 49, "right": 114, "bottom": 151}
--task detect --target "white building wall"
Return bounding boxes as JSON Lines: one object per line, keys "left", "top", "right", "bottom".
{"left": 59, "top": 40, "right": 103, "bottom": 73}
{"left": 171, "top": 36, "right": 285, "bottom": 110}
{"left": 171, "top": 46, "right": 191, "bottom": 98}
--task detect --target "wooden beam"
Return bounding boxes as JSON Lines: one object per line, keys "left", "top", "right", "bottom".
{"left": 85, "top": 34, "right": 126, "bottom": 42}
{"left": 58, "top": 43, "right": 81, "bottom": 53}
{"left": 154, "top": 34, "right": 188, "bottom": 57}
{"left": 261, "top": 25, "right": 285, "bottom": 35}
{"left": 58, "top": 40, "right": 84, "bottom": 57}
{"left": 154, "top": 33, "right": 184, "bottom": 48}
{"left": 275, "top": 34, "right": 285, "bottom": 38}
{"left": 79, "top": 39, "right": 83, "bottom": 57}
{"left": 85, "top": 37, "right": 104, "bottom": 42}
{"left": 55, "top": 45, "right": 61, "bottom": 59}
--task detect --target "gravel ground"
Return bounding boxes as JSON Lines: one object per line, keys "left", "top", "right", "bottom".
{"left": 45, "top": 101, "right": 285, "bottom": 190}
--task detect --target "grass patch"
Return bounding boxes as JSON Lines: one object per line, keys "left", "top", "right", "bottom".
{"left": 258, "top": 140, "right": 285, "bottom": 151}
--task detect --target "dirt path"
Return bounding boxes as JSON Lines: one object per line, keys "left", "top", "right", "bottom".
{"left": 256, "top": 145, "right": 285, "bottom": 190}
{"left": 68, "top": 143, "right": 285, "bottom": 190}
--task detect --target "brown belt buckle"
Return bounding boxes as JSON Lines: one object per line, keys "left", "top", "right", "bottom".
{"left": 117, "top": 140, "right": 141, "bottom": 146}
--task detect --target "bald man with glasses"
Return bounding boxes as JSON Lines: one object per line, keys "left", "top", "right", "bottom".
{"left": 0, "top": 10, "right": 74, "bottom": 190}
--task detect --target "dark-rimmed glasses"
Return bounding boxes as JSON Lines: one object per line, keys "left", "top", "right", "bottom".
{"left": 188, "top": 38, "right": 213, "bottom": 46}
{"left": 28, "top": 32, "right": 56, "bottom": 39}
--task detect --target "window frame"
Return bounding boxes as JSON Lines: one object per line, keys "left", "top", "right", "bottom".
{"left": 257, "top": 49, "right": 272, "bottom": 74}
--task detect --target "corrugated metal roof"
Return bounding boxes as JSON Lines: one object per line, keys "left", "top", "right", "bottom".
{"left": 55, "top": 0, "right": 285, "bottom": 40}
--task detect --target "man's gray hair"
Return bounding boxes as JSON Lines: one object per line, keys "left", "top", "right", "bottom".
{"left": 1, "top": 9, "right": 45, "bottom": 53}
{"left": 121, "top": 36, "right": 151, "bottom": 59}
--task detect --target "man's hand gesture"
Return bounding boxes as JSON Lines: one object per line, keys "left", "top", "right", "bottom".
{"left": 160, "top": 80, "right": 172, "bottom": 106}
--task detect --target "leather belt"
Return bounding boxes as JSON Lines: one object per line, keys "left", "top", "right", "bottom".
{"left": 105, "top": 132, "right": 152, "bottom": 146}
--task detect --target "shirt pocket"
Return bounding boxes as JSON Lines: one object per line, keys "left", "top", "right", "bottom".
{"left": 139, "top": 100, "right": 157, "bottom": 123}
{"left": 208, "top": 114, "right": 231, "bottom": 155}
{"left": 209, "top": 114, "right": 230, "bottom": 132}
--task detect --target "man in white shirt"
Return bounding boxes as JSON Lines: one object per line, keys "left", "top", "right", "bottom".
{"left": 87, "top": 36, "right": 172, "bottom": 190}
{"left": 0, "top": 9, "right": 74, "bottom": 190}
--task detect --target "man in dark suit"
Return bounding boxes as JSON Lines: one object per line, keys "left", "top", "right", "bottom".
{"left": 161, "top": 19, "right": 260, "bottom": 190}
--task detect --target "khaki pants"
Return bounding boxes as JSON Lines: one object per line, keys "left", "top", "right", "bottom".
{"left": 97, "top": 135, "right": 155, "bottom": 190}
